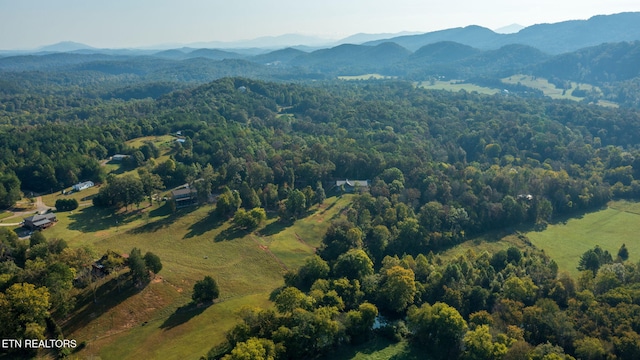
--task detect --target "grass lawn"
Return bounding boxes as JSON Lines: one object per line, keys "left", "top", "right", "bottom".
{"left": 321, "top": 338, "right": 426, "bottom": 360}
{"left": 501, "top": 74, "right": 603, "bottom": 102}
{"left": 417, "top": 80, "right": 499, "bottom": 95}
{"left": 125, "top": 135, "right": 176, "bottom": 149}
{"left": 339, "top": 74, "right": 397, "bottom": 80}
{"left": 57, "top": 196, "right": 350, "bottom": 360}
{"left": 0, "top": 211, "right": 13, "bottom": 221}
{"left": 41, "top": 185, "right": 101, "bottom": 207}
{"left": 526, "top": 201, "right": 640, "bottom": 277}
{"left": 439, "top": 232, "right": 529, "bottom": 262}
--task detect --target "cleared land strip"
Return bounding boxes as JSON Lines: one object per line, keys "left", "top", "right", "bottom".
{"left": 250, "top": 235, "right": 289, "bottom": 271}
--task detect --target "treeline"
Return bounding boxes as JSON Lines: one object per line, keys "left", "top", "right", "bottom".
{"left": 210, "top": 235, "right": 640, "bottom": 359}
{"left": 5, "top": 78, "right": 640, "bottom": 231}
{"left": 0, "top": 228, "right": 161, "bottom": 357}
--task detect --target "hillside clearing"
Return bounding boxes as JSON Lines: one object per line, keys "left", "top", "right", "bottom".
{"left": 60, "top": 195, "right": 351, "bottom": 359}
{"left": 417, "top": 80, "right": 499, "bottom": 95}
{"left": 526, "top": 201, "right": 640, "bottom": 277}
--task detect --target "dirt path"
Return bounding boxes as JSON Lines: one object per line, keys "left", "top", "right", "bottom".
{"left": 294, "top": 233, "right": 316, "bottom": 252}
{"left": 0, "top": 196, "right": 54, "bottom": 226}
{"left": 250, "top": 235, "right": 288, "bottom": 271}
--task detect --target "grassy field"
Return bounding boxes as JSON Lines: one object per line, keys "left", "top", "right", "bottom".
{"left": 53, "top": 194, "right": 352, "bottom": 360}
{"left": 0, "top": 210, "right": 13, "bottom": 221}
{"left": 321, "top": 338, "right": 425, "bottom": 360}
{"left": 125, "top": 135, "right": 176, "bottom": 149}
{"left": 339, "top": 74, "right": 398, "bottom": 80}
{"left": 501, "top": 74, "right": 609, "bottom": 104}
{"left": 417, "top": 80, "right": 499, "bottom": 95}
{"left": 526, "top": 201, "right": 640, "bottom": 277}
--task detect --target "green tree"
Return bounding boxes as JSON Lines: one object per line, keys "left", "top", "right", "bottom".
{"left": 55, "top": 198, "right": 79, "bottom": 211}
{"left": 617, "top": 243, "right": 629, "bottom": 262}
{"left": 274, "top": 287, "right": 313, "bottom": 314}
{"left": 314, "top": 181, "right": 326, "bottom": 204}
{"left": 287, "top": 255, "right": 329, "bottom": 291}
{"left": 502, "top": 275, "right": 539, "bottom": 305}
{"left": 223, "top": 337, "right": 278, "bottom": 360}
{"left": 0, "top": 282, "right": 50, "bottom": 339}
{"left": 216, "top": 187, "right": 241, "bottom": 218}
{"left": 233, "top": 208, "right": 266, "bottom": 230}
{"left": 333, "top": 248, "right": 374, "bottom": 280}
{"left": 192, "top": 275, "right": 219, "bottom": 303}
{"left": 0, "top": 173, "right": 21, "bottom": 209}
{"left": 345, "top": 302, "right": 378, "bottom": 344}
{"left": 144, "top": 251, "right": 162, "bottom": 275}
{"left": 578, "top": 245, "right": 613, "bottom": 274}
{"left": 574, "top": 337, "right": 606, "bottom": 360}
{"left": 128, "top": 247, "right": 149, "bottom": 285}
{"left": 283, "top": 189, "right": 306, "bottom": 220}
{"left": 45, "top": 262, "right": 75, "bottom": 316}
{"left": 378, "top": 265, "right": 416, "bottom": 313}
{"left": 462, "top": 325, "right": 508, "bottom": 360}
{"left": 29, "top": 230, "right": 47, "bottom": 248}
{"left": 138, "top": 168, "right": 164, "bottom": 205}
{"left": 408, "top": 302, "right": 468, "bottom": 358}
{"left": 239, "top": 182, "right": 261, "bottom": 209}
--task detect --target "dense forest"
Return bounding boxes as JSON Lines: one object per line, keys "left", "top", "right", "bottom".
{"left": 3, "top": 76, "right": 640, "bottom": 358}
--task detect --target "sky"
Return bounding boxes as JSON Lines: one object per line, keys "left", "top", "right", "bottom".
{"left": 1, "top": 0, "right": 639, "bottom": 49}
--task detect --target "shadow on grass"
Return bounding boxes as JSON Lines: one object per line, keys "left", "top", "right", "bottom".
{"left": 159, "top": 302, "right": 210, "bottom": 330}
{"left": 319, "top": 337, "right": 424, "bottom": 360}
{"left": 183, "top": 211, "right": 225, "bottom": 239}
{"left": 214, "top": 226, "right": 250, "bottom": 242}
{"left": 67, "top": 206, "right": 130, "bottom": 233}
{"left": 258, "top": 220, "right": 289, "bottom": 237}
{"left": 128, "top": 203, "right": 197, "bottom": 234}
{"left": 62, "top": 272, "right": 140, "bottom": 335}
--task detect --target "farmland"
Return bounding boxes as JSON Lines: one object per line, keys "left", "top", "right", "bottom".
{"left": 526, "top": 201, "right": 640, "bottom": 277}
{"left": 53, "top": 195, "right": 351, "bottom": 359}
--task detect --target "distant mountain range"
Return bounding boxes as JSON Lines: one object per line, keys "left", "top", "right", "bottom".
{"left": 364, "top": 12, "right": 640, "bottom": 54}
{"left": 2, "top": 12, "right": 640, "bottom": 107}
{"left": 4, "top": 12, "right": 639, "bottom": 56}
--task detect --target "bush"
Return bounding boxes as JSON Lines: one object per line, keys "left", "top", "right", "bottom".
{"left": 55, "top": 198, "right": 78, "bottom": 211}
{"left": 193, "top": 276, "right": 220, "bottom": 304}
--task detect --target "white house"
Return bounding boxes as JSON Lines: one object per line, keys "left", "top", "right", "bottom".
{"left": 72, "top": 181, "right": 94, "bottom": 191}
{"left": 111, "top": 154, "right": 130, "bottom": 162}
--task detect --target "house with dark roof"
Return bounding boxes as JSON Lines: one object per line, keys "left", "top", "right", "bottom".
{"left": 23, "top": 213, "right": 57, "bottom": 230}
{"left": 336, "top": 179, "right": 370, "bottom": 193}
{"left": 171, "top": 187, "right": 198, "bottom": 208}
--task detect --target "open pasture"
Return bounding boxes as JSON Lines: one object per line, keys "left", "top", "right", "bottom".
{"left": 58, "top": 195, "right": 350, "bottom": 359}
{"left": 526, "top": 201, "right": 640, "bottom": 277}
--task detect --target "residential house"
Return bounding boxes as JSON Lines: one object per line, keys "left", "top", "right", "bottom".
{"left": 72, "top": 181, "right": 94, "bottom": 191}
{"left": 111, "top": 154, "right": 130, "bottom": 162}
{"left": 171, "top": 187, "right": 198, "bottom": 208}
{"left": 23, "top": 213, "right": 57, "bottom": 230}
{"left": 336, "top": 179, "right": 370, "bottom": 193}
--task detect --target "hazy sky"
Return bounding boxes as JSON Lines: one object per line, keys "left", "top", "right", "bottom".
{"left": 1, "top": 0, "right": 639, "bottom": 49}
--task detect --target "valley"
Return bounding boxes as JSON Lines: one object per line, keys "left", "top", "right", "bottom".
{"left": 3, "top": 11, "right": 640, "bottom": 360}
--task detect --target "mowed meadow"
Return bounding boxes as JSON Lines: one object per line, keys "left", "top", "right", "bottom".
{"left": 526, "top": 200, "right": 640, "bottom": 277}
{"left": 17, "top": 135, "right": 353, "bottom": 359}
{"left": 50, "top": 193, "right": 351, "bottom": 360}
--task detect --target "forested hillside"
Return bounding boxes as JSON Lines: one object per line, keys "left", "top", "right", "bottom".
{"left": 3, "top": 78, "right": 640, "bottom": 358}
{"left": 4, "top": 78, "right": 640, "bottom": 220}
